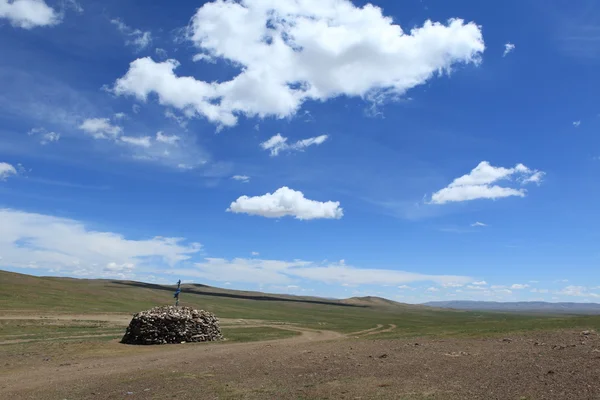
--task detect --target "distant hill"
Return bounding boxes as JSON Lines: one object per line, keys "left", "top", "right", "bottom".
{"left": 424, "top": 300, "right": 600, "bottom": 315}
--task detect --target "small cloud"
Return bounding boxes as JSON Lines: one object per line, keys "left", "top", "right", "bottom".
{"left": 530, "top": 288, "right": 549, "bottom": 294}
{"left": 398, "top": 285, "right": 413, "bottom": 289}
{"left": 471, "top": 281, "right": 487, "bottom": 286}
{"left": 79, "top": 118, "right": 122, "bottom": 139}
{"left": 251, "top": 251, "right": 259, "bottom": 256}
{"left": 503, "top": 42, "right": 515, "bottom": 57}
{"left": 155, "top": 131, "right": 180, "bottom": 145}
{"left": 28, "top": 127, "right": 60, "bottom": 145}
{"left": 165, "top": 110, "right": 188, "bottom": 128}
{"left": 0, "top": 0, "right": 61, "bottom": 29}
{"left": 573, "top": 121, "right": 581, "bottom": 127}
{"left": 227, "top": 187, "right": 343, "bottom": 220}
{"left": 441, "top": 282, "right": 463, "bottom": 288}
{"left": 0, "top": 162, "right": 18, "bottom": 180}
{"left": 260, "top": 133, "right": 329, "bottom": 156}
{"left": 426, "top": 287, "right": 439, "bottom": 292}
{"left": 192, "top": 53, "right": 216, "bottom": 63}
{"left": 132, "top": 104, "right": 141, "bottom": 114}
{"left": 114, "top": 112, "right": 127, "bottom": 120}
{"left": 471, "top": 222, "right": 487, "bottom": 227}
{"left": 510, "top": 283, "right": 529, "bottom": 290}
{"left": 120, "top": 136, "right": 151, "bottom": 148}
{"left": 155, "top": 48, "right": 168, "bottom": 59}
{"left": 110, "top": 18, "right": 152, "bottom": 51}
{"left": 232, "top": 175, "right": 250, "bottom": 183}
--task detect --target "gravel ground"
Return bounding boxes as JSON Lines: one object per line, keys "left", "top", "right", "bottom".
{"left": 1, "top": 328, "right": 599, "bottom": 399}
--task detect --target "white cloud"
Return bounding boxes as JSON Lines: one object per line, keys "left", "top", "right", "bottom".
{"left": 40, "top": 131, "right": 60, "bottom": 144}
{"left": 79, "top": 118, "right": 123, "bottom": 139}
{"left": 430, "top": 161, "right": 544, "bottom": 204}
{"left": 155, "top": 131, "right": 180, "bottom": 145}
{"left": 510, "top": 283, "right": 529, "bottom": 290}
{"left": 172, "top": 258, "right": 473, "bottom": 286}
{"left": 227, "top": 186, "right": 343, "bottom": 220}
{"left": 441, "top": 282, "right": 463, "bottom": 288}
{"left": 573, "top": 121, "right": 581, "bottom": 127}
{"left": 0, "top": 162, "right": 17, "bottom": 180}
{"left": 251, "top": 251, "right": 259, "bottom": 256}
{"left": 113, "top": 0, "right": 484, "bottom": 127}
{"left": 471, "top": 221, "right": 487, "bottom": 227}
{"left": 192, "top": 53, "right": 216, "bottom": 63}
{"left": 261, "top": 133, "right": 328, "bottom": 156}
{"left": 114, "top": 112, "right": 127, "bottom": 120}
{"left": 426, "top": 287, "right": 439, "bottom": 292}
{"left": 530, "top": 288, "right": 549, "bottom": 294}
{"left": 471, "top": 281, "right": 487, "bottom": 285}
{"left": 398, "top": 285, "right": 413, "bottom": 289}
{"left": 559, "top": 285, "right": 600, "bottom": 298}
{"left": 28, "top": 127, "right": 60, "bottom": 144}
{"left": 0, "top": 0, "right": 60, "bottom": 29}
{"left": 0, "top": 208, "right": 202, "bottom": 279}
{"left": 232, "top": 175, "right": 250, "bottom": 183}
{"left": 110, "top": 18, "right": 152, "bottom": 51}
{"left": 503, "top": 42, "right": 515, "bottom": 57}
{"left": 120, "top": 135, "right": 151, "bottom": 148}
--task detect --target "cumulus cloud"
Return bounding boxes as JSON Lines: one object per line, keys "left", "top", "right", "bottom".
{"left": 232, "top": 175, "right": 250, "bottom": 183}
{"left": 0, "top": 0, "right": 60, "bottom": 29}
{"left": 111, "top": 18, "right": 152, "bottom": 50}
{"left": 573, "top": 120, "right": 581, "bottom": 127}
{"left": 172, "top": 258, "right": 473, "bottom": 286}
{"left": 430, "top": 161, "right": 544, "bottom": 204}
{"left": 227, "top": 186, "right": 343, "bottom": 220}
{"left": 261, "top": 134, "right": 328, "bottom": 156}
{"left": 251, "top": 251, "right": 259, "bottom": 256}
{"left": 112, "top": 0, "right": 484, "bottom": 127}
{"left": 0, "top": 208, "right": 202, "bottom": 279}
{"left": 79, "top": 118, "right": 123, "bottom": 139}
{"left": 0, "top": 162, "right": 17, "bottom": 180}
{"left": 120, "top": 135, "right": 151, "bottom": 148}
{"left": 471, "top": 281, "right": 487, "bottom": 286}
{"left": 503, "top": 42, "right": 515, "bottom": 57}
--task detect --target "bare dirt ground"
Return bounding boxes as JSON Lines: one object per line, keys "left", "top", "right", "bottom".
{"left": 1, "top": 315, "right": 600, "bottom": 400}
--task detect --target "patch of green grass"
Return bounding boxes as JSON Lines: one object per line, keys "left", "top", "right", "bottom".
{"left": 2, "top": 270, "right": 600, "bottom": 339}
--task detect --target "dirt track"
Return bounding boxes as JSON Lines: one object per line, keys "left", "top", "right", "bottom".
{"left": 2, "top": 318, "right": 600, "bottom": 399}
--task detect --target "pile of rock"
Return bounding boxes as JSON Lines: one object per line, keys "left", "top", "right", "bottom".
{"left": 121, "top": 306, "right": 223, "bottom": 345}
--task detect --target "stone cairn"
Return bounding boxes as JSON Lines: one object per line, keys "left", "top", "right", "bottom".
{"left": 121, "top": 306, "right": 223, "bottom": 345}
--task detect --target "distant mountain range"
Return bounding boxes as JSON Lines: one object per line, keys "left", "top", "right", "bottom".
{"left": 423, "top": 300, "right": 600, "bottom": 314}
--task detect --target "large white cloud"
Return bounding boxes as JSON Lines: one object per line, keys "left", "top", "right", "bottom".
{"left": 0, "top": 162, "right": 17, "bottom": 180}
{"left": 430, "top": 161, "right": 545, "bottom": 204}
{"left": 170, "top": 258, "right": 473, "bottom": 286}
{"left": 0, "top": 0, "right": 59, "bottom": 29}
{"left": 0, "top": 209, "right": 202, "bottom": 279}
{"left": 227, "top": 186, "right": 343, "bottom": 220}
{"left": 261, "top": 133, "right": 328, "bottom": 156}
{"left": 112, "top": 0, "right": 485, "bottom": 127}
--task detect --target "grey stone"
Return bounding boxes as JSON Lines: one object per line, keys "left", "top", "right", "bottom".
{"left": 121, "top": 306, "right": 223, "bottom": 345}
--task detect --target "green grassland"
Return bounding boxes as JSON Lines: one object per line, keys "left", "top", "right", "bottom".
{"left": 2, "top": 270, "right": 600, "bottom": 340}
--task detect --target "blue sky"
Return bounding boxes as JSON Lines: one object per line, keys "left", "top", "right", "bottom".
{"left": 1, "top": 0, "right": 599, "bottom": 303}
